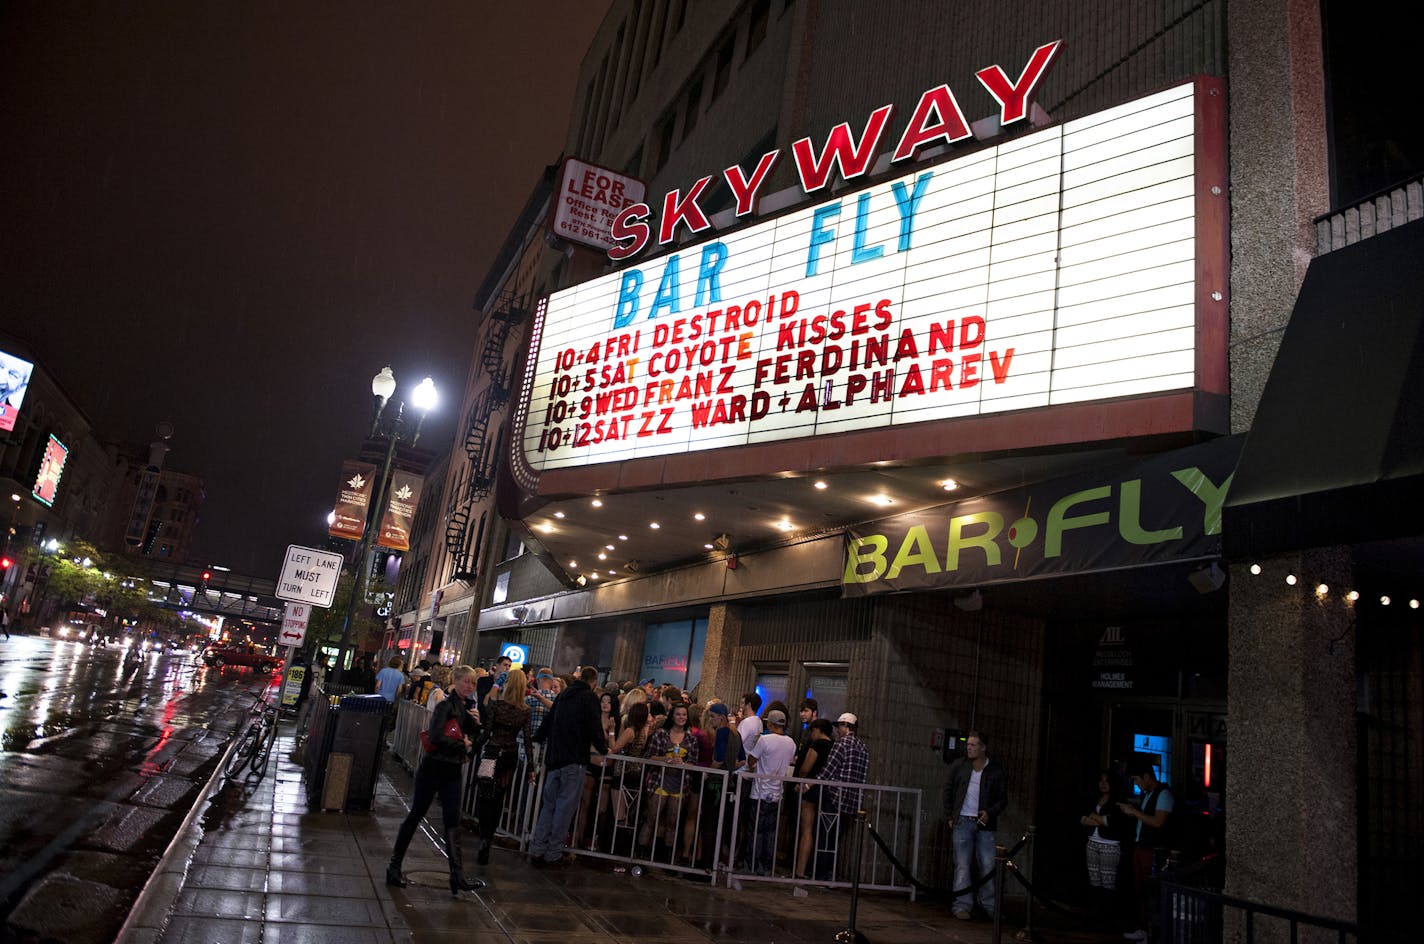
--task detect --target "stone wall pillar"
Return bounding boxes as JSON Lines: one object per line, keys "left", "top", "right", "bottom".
{"left": 1225, "top": 549, "right": 1356, "bottom": 921}
{"left": 696, "top": 603, "right": 744, "bottom": 703}
{"left": 608, "top": 617, "right": 647, "bottom": 685}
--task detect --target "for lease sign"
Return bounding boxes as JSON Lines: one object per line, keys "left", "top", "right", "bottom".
{"left": 523, "top": 82, "right": 1208, "bottom": 472}
{"left": 552, "top": 158, "right": 646, "bottom": 252}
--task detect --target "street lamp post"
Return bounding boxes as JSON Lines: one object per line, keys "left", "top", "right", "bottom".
{"left": 329, "top": 367, "right": 437, "bottom": 686}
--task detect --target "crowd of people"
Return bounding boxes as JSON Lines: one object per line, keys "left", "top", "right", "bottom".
{"left": 370, "top": 656, "right": 873, "bottom": 893}
{"left": 318, "top": 653, "right": 1174, "bottom": 937}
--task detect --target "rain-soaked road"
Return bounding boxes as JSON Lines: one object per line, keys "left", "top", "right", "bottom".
{"left": 0, "top": 635, "right": 273, "bottom": 941}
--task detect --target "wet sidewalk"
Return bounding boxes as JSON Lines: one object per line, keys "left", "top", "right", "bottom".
{"left": 120, "top": 725, "right": 1077, "bottom": 944}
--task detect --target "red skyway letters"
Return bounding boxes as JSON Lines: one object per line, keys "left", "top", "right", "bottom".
{"left": 608, "top": 40, "right": 1061, "bottom": 261}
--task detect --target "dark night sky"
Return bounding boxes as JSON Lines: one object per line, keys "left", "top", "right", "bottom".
{"left": 1, "top": 2, "right": 611, "bottom": 576}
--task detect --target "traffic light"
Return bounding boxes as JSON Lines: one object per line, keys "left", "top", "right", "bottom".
{"left": 199, "top": 569, "right": 212, "bottom": 593}
{"left": 0, "top": 555, "right": 13, "bottom": 572}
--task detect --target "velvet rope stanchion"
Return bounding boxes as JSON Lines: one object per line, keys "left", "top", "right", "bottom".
{"left": 834, "top": 810, "right": 870, "bottom": 944}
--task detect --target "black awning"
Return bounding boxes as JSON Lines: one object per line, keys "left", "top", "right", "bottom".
{"left": 1224, "top": 219, "right": 1424, "bottom": 556}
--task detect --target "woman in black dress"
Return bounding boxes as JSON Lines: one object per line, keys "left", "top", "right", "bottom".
{"left": 794, "top": 718, "right": 835, "bottom": 879}
{"left": 386, "top": 665, "right": 485, "bottom": 895}
{"left": 474, "top": 667, "right": 534, "bottom": 865}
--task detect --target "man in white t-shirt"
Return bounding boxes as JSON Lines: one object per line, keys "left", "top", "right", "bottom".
{"left": 744, "top": 709, "right": 796, "bottom": 875}
{"left": 737, "top": 691, "right": 764, "bottom": 757}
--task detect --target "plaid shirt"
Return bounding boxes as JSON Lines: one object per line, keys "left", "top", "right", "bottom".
{"left": 820, "top": 733, "right": 870, "bottom": 814}
{"left": 525, "top": 687, "right": 555, "bottom": 736}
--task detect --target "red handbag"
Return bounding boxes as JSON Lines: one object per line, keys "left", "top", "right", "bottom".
{"left": 420, "top": 717, "right": 463, "bottom": 753}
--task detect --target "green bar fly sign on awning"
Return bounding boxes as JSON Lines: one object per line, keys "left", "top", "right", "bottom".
{"left": 842, "top": 436, "right": 1240, "bottom": 597}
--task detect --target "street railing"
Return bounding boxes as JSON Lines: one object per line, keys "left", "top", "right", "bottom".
{"left": 384, "top": 701, "right": 922, "bottom": 898}
{"left": 724, "top": 770, "right": 921, "bottom": 898}
{"left": 390, "top": 697, "right": 426, "bottom": 770}
{"left": 1159, "top": 879, "right": 1358, "bottom": 944}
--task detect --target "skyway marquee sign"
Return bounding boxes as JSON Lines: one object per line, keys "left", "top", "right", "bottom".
{"left": 521, "top": 79, "right": 1223, "bottom": 473}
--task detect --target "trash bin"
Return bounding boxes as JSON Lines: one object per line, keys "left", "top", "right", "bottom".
{"left": 328, "top": 694, "right": 388, "bottom": 811}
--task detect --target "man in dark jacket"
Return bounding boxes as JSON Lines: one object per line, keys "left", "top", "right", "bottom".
{"left": 528, "top": 666, "right": 607, "bottom": 864}
{"left": 943, "top": 730, "right": 1008, "bottom": 919}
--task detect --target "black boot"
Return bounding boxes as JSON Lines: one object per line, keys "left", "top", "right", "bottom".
{"left": 386, "top": 816, "right": 418, "bottom": 887}
{"left": 446, "top": 827, "right": 486, "bottom": 894}
{"left": 477, "top": 837, "right": 492, "bottom": 866}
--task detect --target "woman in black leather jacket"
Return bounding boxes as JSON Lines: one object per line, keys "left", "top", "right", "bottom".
{"left": 386, "top": 664, "right": 486, "bottom": 894}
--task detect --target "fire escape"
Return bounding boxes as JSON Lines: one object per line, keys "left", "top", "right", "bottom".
{"left": 446, "top": 290, "right": 528, "bottom": 582}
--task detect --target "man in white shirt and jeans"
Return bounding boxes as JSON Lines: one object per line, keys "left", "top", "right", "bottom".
{"left": 743, "top": 708, "right": 796, "bottom": 876}
{"left": 943, "top": 730, "right": 1008, "bottom": 920}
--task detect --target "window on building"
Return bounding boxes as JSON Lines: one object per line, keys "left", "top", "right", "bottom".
{"left": 648, "top": 0, "right": 670, "bottom": 69}
{"left": 623, "top": 145, "right": 643, "bottom": 178}
{"left": 1323, "top": 0, "right": 1424, "bottom": 207}
{"left": 626, "top": 0, "right": 648, "bottom": 102}
{"left": 654, "top": 111, "right": 677, "bottom": 172}
{"left": 746, "top": 0, "right": 770, "bottom": 58}
{"left": 502, "top": 529, "right": 525, "bottom": 562}
{"left": 754, "top": 665, "right": 789, "bottom": 715}
{"left": 802, "top": 663, "right": 849, "bottom": 727}
{"left": 711, "top": 35, "right": 735, "bottom": 101}
{"left": 639, "top": 617, "right": 709, "bottom": 690}
{"left": 682, "top": 78, "right": 704, "bottom": 141}
{"left": 576, "top": 81, "right": 596, "bottom": 156}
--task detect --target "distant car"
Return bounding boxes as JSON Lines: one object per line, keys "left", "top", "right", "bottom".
{"left": 201, "top": 643, "right": 283, "bottom": 673}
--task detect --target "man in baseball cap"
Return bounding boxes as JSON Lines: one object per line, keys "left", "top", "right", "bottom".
{"left": 744, "top": 708, "right": 796, "bottom": 875}
{"left": 813, "top": 710, "right": 870, "bottom": 879}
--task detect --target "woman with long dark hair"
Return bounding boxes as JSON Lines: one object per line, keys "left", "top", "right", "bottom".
{"left": 612, "top": 699, "right": 653, "bottom": 839}
{"left": 386, "top": 664, "right": 485, "bottom": 895}
{"left": 578, "top": 689, "right": 622, "bottom": 849}
{"left": 1080, "top": 769, "right": 1131, "bottom": 923}
{"left": 639, "top": 702, "right": 700, "bottom": 857}
{"left": 474, "top": 667, "right": 534, "bottom": 865}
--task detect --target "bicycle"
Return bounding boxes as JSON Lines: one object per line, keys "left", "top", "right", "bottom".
{"left": 225, "top": 691, "right": 279, "bottom": 781}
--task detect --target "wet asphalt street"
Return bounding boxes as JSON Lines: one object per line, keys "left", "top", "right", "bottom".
{"left": 0, "top": 635, "right": 270, "bottom": 942}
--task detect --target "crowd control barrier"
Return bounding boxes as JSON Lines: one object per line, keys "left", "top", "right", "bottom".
{"left": 385, "top": 700, "right": 923, "bottom": 898}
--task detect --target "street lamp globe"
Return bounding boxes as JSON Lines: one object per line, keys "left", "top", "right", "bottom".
{"left": 371, "top": 366, "right": 397, "bottom": 401}
{"left": 411, "top": 376, "right": 438, "bottom": 413}
{"left": 326, "top": 510, "right": 336, "bottom": 527}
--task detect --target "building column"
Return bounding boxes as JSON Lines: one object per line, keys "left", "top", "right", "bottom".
{"left": 696, "top": 603, "right": 743, "bottom": 703}
{"left": 609, "top": 617, "right": 646, "bottom": 685}
{"left": 1225, "top": 548, "right": 1356, "bottom": 920}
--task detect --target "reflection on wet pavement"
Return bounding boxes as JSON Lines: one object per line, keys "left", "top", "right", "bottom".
{"left": 0, "top": 636, "right": 269, "bottom": 942}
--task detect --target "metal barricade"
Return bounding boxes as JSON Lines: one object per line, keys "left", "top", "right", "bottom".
{"left": 381, "top": 729, "right": 921, "bottom": 896}
{"left": 563, "top": 752, "right": 732, "bottom": 878}
{"left": 459, "top": 743, "right": 545, "bottom": 850}
{"left": 725, "top": 771, "right": 921, "bottom": 899}
{"left": 390, "top": 698, "right": 427, "bottom": 771}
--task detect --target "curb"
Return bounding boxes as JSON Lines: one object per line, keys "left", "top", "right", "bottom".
{"left": 112, "top": 720, "right": 247, "bottom": 944}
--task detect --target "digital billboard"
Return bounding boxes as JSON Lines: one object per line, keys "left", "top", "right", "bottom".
{"left": 0, "top": 348, "right": 36, "bottom": 433}
{"left": 521, "top": 80, "right": 1223, "bottom": 474}
{"left": 32, "top": 434, "right": 69, "bottom": 507}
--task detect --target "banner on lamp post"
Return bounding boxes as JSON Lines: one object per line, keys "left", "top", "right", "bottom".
{"left": 329, "top": 460, "right": 377, "bottom": 541}
{"left": 376, "top": 469, "right": 424, "bottom": 552}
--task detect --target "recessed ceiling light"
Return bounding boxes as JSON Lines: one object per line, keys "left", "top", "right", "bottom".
{"left": 589, "top": 572, "right": 600, "bottom": 580}
{"left": 553, "top": 511, "right": 565, "bottom": 518}
{"left": 598, "top": 552, "right": 607, "bottom": 561}
{"left": 618, "top": 534, "right": 628, "bottom": 541}
{"left": 537, "top": 522, "right": 554, "bottom": 533}
{"left": 694, "top": 512, "right": 705, "bottom": 521}
{"left": 776, "top": 519, "right": 794, "bottom": 531}
{"left": 605, "top": 544, "right": 615, "bottom": 550}
{"left": 607, "top": 570, "right": 617, "bottom": 576}
{"left": 568, "top": 561, "right": 577, "bottom": 567}
{"left": 814, "top": 480, "right": 828, "bottom": 490}
{"left": 872, "top": 494, "right": 894, "bottom": 506}
{"left": 704, "top": 543, "right": 714, "bottom": 549}
{"left": 649, "top": 522, "right": 660, "bottom": 529}
{"left": 941, "top": 478, "right": 959, "bottom": 491}
{"left": 591, "top": 499, "right": 603, "bottom": 508}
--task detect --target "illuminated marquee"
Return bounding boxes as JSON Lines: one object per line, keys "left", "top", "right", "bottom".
{"left": 523, "top": 81, "right": 1213, "bottom": 473}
